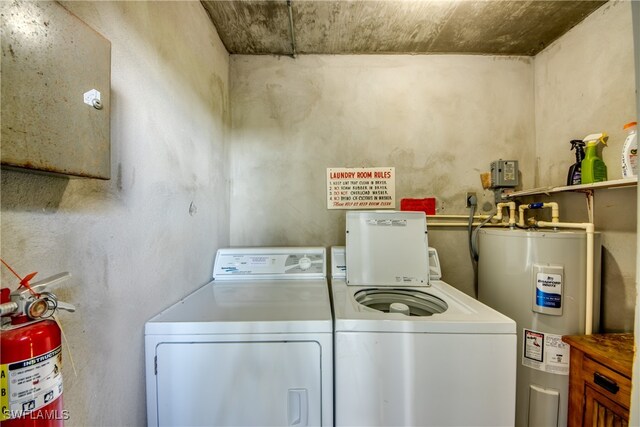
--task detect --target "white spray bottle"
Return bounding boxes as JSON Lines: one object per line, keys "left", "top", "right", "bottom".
{"left": 621, "top": 121, "right": 637, "bottom": 178}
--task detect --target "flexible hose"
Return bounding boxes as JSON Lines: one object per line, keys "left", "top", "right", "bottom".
{"left": 467, "top": 202, "right": 478, "bottom": 297}
{"left": 467, "top": 204, "right": 477, "bottom": 262}
{"left": 471, "top": 213, "right": 496, "bottom": 261}
{"left": 466, "top": 198, "right": 496, "bottom": 298}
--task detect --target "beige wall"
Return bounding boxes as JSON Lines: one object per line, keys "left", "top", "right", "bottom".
{"left": 1, "top": 1, "right": 636, "bottom": 425}
{"left": 230, "top": 55, "right": 536, "bottom": 295}
{"left": 534, "top": 0, "right": 637, "bottom": 331}
{"left": 630, "top": 1, "right": 640, "bottom": 424}
{"left": 0, "top": 2, "right": 230, "bottom": 425}
{"left": 229, "top": 1, "right": 637, "bottom": 331}
{"left": 534, "top": 1, "right": 636, "bottom": 186}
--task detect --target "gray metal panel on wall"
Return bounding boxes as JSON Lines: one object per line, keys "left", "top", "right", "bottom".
{"left": 1, "top": 1, "right": 111, "bottom": 179}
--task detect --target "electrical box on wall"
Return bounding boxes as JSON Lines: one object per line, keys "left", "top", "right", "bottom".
{"left": 0, "top": 1, "right": 111, "bottom": 179}
{"left": 490, "top": 160, "right": 519, "bottom": 188}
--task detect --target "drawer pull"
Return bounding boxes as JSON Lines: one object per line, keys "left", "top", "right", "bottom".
{"left": 594, "top": 372, "right": 619, "bottom": 394}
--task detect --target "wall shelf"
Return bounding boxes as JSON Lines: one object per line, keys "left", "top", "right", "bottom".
{"left": 504, "top": 177, "right": 637, "bottom": 223}
{"left": 506, "top": 177, "right": 638, "bottom": 198}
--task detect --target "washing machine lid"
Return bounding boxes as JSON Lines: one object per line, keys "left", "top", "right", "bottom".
{"left": 346, "top": 211, "right": 429, "bottom": 286}
{"left": 331, "top": 246, "right": 441, "bottom": 281}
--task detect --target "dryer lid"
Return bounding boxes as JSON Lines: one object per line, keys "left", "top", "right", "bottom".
{"left": 145, "top": 279, "right": 333, "bottom": 335}
{"left": 346, "top": 211, "right": 429, "bottom": 286}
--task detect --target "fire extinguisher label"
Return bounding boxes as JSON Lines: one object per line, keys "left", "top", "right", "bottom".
{"left": 0, "top": 346, "right": 63, "bottom": 420}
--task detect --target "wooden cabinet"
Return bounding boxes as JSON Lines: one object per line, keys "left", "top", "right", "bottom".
{"left": 562, "top": 334, "right": 634, "bottom": 427}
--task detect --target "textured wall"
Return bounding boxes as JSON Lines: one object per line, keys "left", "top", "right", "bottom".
{"left": 534, "top": 0, "right": 636, "bottom": 186}
{"left": 2, "top": 2, "right": 635, "bottom": 424}
{"left": 229, "top": 1, "right": 636, "bottom": 330}
{"left": 534, "top": 0, "right": 637, "bottom": 331}
{"left": 0, "top": 2, "right": 230, "bottom": 425}
{"left": 230, "top": 54, "right": 536, "bottom": 295}
{"left": 630, "top": 2, "right": 640, "bottom": 424}
{"left": 202, "top": 0, "right": 606, "bottom": 55}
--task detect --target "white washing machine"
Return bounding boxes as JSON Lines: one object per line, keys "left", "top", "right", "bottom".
{"left": 145, "top": 247, "right": 333, "bottom": 427}
{"left": 331, "top": 211, "right": 517, "bottom": 426}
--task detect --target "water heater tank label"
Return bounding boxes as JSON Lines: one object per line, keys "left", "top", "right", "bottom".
{"left": 522, "top": 329, "right": 569, "bottom": 375}
{"left": 532, "top": 264, "right": 564, "bottom": 316}
{"left": 535, "top": 272, "right": 562, "bottom": 308}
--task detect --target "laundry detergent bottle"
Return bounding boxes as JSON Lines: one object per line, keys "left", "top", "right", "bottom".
{"left": 581, "top": 133, "right": 608, "bottom": 184}
{"left": 621, "top": 121, "right": 637, "bottom": 178}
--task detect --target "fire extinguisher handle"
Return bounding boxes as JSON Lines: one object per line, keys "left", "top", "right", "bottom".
{"left": 27, "top": 272, "right": 71, "bottom": 294}
{"left": 56, "top": 301, "right": 76, "bottom": 313}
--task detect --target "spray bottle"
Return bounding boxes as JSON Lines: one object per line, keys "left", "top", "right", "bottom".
{"left": 621, "top": 121, "right": 637, "bottom": 178}
{"left": 581, "top": 132, "right": 608, "bottom": 184}
{"left": 567, "top": 139, "right": 586, "bottom": 185}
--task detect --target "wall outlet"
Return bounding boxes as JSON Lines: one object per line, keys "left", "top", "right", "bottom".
{"left": 466, "top": 192, "right": 477, "bottom": 207}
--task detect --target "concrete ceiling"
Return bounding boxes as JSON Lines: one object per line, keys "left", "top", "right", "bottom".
{"left": 201, "top": 0, "right": 607, "bottom": 56}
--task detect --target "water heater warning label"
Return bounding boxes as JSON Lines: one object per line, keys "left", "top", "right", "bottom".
{"left": 523, "top": 329, "right": 569, "bottom": 375}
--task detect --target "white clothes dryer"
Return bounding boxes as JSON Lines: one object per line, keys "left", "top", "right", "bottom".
{"left": 145, "top": 247, "right": 333, "bottom": 427}
{"left": 331, "top": 211, "right": 517, "bottom": 427}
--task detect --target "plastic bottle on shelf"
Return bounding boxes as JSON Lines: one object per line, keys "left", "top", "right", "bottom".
{"left": 567, "top": 139, "right": 586, "bottom": 185}
{"left": 581, "top": 133, "right": 608, "bottom": 184}
{"left": 621, "top": 121, "right": 637, "bottom": 178}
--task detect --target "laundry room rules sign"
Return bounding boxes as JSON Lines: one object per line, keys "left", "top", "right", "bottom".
{"left": 327, "top": 167, "right": 396, "bottom": 209}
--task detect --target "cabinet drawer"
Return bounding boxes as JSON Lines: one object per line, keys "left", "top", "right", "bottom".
{"left": 582, "top": 356, "right": 631, "bottom": 409}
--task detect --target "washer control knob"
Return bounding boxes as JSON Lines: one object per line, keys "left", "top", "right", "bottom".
{"left": 389, "top": 302, "right": 410, "bottom": 316}
{"left": 299, "top": 256, "right": 312, "bottom": 270}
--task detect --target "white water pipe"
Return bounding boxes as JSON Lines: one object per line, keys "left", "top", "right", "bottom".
{"left": 427, "top": 213, "right": 499, "bottom": 228}
{"left": 426, "top": 222, "right": 506, "bottom": 227}
{"left": 519, "top": 202, "right": 560, "bottom": 227}
{"left": 518, "top": 205, "right": 527, "bottom": 227}
{"left": 536, "top": 221, "right": 595, "bottom": 335}
{"left": 426, "top": 214, "right": 492, "bottom": 220}
{"left": 495, "top": 202, "right": 516, "bottom": 226}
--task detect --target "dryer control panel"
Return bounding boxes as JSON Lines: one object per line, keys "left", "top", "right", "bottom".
{"left": 213, "top": 247, "right": 326, "bottom": 280}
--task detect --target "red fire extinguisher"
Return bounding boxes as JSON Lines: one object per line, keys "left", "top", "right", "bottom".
{"left": 0, "top": 271, "right": 75, "bottom": 426}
